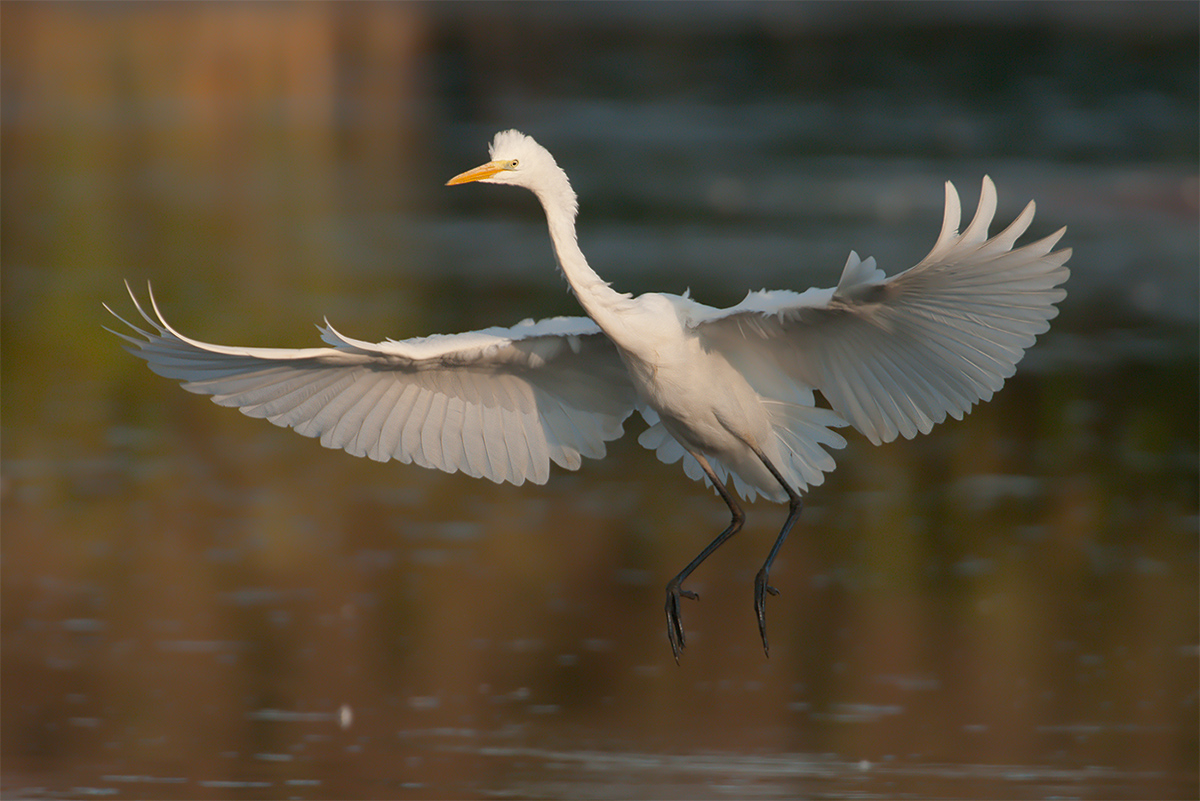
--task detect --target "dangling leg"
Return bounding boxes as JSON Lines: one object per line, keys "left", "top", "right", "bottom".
{"left": 665, "top": 452, "right": 744, "bottom": 663}
{"left": 748, "top": 447, "right": 803, "bottom": 657}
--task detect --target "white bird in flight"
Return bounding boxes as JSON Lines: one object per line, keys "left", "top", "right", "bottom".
{"left": 108, "top": 130, "right": 1070, "bottom": 661}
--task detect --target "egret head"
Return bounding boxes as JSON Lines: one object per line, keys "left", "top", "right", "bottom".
{"left": 446, "top": 130, "right": 567, "bottom": 198}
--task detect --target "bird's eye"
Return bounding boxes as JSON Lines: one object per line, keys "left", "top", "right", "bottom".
{"left": 509, "top": 159, "right": 519, "bottom": 168}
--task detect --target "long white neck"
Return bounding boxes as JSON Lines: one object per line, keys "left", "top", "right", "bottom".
{"left": 532, "top": 172, "right": 629, "bottom": 331}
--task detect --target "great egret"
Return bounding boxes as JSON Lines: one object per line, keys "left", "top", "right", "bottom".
{"left": 108, "top": 130, "right": 1070, "bottom": 660}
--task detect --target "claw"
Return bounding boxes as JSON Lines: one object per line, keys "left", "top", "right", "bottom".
{"left": 754, "top": 569, "right": 779, "bottom": 657}
{"left": 665, "top": 583, "right": 698, "bottom": 662}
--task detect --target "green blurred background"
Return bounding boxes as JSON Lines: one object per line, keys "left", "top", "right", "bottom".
{"left": 2, "top": 3, "right": 1197, "bottom": 798}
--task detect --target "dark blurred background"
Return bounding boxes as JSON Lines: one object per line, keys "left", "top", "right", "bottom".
{"left": 2, "top": 3, "right": 1197, "bottom": 798}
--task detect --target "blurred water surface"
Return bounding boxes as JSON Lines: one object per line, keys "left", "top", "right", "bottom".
{"left": 2, "top": 3, "right": 1197, "bottom": 799}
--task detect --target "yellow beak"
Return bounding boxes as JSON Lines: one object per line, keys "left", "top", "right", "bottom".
{"left": 446, "top": 160, "right": 506, "bottom": 186}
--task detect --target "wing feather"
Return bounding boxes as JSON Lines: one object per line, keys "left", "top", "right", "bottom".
{"left": 479, "top": 404, "right": 507, "bottom": 480}
{"left": 267, "top": 372, "right": 363, "bottom": 428}
{"left": 540, "top": 398, "right": 584, "bottom": 470}
{"left": 356, "top": 379, "right": 406, "bottom": 460}
{"left": 502, "top": 404, "right": 533, "bottom": 485}
{"left": 460, "top": 399, "right": 489, "bottom": 478}
{"left": 697, "top": 176, "right": 1070, "bottom": 446}
{"left": 108, "top": 283, "right": 638, "bottom": 485}
{"left": 420, "top": 391, "right": 449, "bottom": 471}
{"left": 327, "top": 374, "right": 394, "bottom": 451}
{"left": 379, "top": 384, "right": 420, "bottom": 463}
{"left": 305, "top": 372, "right": 384, "bottom": 444}
{"left": 440, "top": 397, "right": 468, "bottom": 474}
{"left": 401, "top": 389, "right": 435, "bottom": 469}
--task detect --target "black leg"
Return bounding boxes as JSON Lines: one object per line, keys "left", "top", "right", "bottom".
{"left": 749, "top": 448, "right": 803, "bottom": 657}
{"left": 665, "top": 453, "right": 744, "bottom": 663}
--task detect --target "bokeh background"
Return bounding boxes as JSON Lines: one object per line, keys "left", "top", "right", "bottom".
{"left": 2, "top": 2, "right": 1197, "bottom": 799}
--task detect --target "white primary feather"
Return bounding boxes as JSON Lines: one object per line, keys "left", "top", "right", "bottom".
{"left": 106, "top": 282, "right": 638, "bottom": 486}
{"left": 697, "top": 176, "right": 1070, "bottom": 448}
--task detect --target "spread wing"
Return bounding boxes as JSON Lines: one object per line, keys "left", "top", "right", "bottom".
{"left": 696, "top": 176, "right": 1071, "bottom": 445}
{"left": 106, "top": 284, "right": 638, "bottom": 485}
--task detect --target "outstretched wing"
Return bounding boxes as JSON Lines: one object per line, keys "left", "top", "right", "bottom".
{"left": 106, "top": 284, "right": 638, "bottom": 485}
{"left": 696, "top": 176, "right": 1071, "bottom": 446}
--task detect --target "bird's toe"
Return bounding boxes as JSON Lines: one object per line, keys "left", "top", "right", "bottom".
{"left": 665, "top": 583, "right": 699, "bottom": 662}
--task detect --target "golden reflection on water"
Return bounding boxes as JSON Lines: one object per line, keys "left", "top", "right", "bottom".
{"left": 2, "top": 3, "right": 1197, "bottom": 798}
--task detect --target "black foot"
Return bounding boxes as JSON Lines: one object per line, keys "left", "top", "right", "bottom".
{"left": 754, "top": 568, "right": 780, "bottom": 656}
{"left": 665, "top": 581, "right": 699, "bottom": 663}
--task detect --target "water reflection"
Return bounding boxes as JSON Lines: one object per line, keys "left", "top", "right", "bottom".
{"left": 2, "top": 3, "right": 1197, "bottom": 799}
